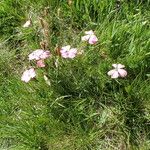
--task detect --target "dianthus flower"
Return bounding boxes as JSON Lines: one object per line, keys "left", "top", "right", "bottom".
{"left": 60, "top": 45, "right": 77, "bottom": 59}
{"left": 107, "top": 64, "right": 127, "bottom": 78}
{"left": 28, "top": 49, "right": 50, "bottom": 61}
{"left": 81, "top": 30, "right": 98, "bottom": 44}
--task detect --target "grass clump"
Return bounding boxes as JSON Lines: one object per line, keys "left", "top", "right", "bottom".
{"left": 0, "top": 0, "right": 150, "bottom": 149}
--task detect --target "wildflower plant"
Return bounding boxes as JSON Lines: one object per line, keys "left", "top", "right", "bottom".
{"left": 0, "top": 1, "right": 150, "bottom": 150}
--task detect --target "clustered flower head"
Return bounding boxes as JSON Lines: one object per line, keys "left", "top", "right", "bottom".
{"left": 21, "top": 49, "right": 51, "bottom": 83}
{"left": 28, "top": 49, "right": 50, "bottom": 68}
{"left": 60, "top": 45, "right": 77, "bottom": 59}
{"left": 107, "top": 64, "right": 127, "bottom": 79}
{"left": 81, "top": 30, "right": 98, "bottom": 45}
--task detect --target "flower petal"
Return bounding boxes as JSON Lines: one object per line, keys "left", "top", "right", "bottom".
{"left": 88, "top": 35, "right": 98, "bottom": 44}
{"left": 112, "top": 64, "right": 118, "bottom": 68}
{"left": 68, "top": 48, "right": 77, "bottom": 58}
{"left": 21, "top": 71, "right": 30, "bottom": 82}
{"left": 37, "top": 60, "right": 45, "bottom": 68}
{"left": 61, "top": 52, "right": 68, "bottom": 58}
{"left": 107, "top": 69, "right": 117, "bottom": 76}
{"left": 108, "top": 69, "right": 119, "bottom": 78}
{"left": 61, "top": 45, "right": 71, "bottom": 52}
{"left": 118, "top": 69, "right": 127, "bottom": 77}
{"left": 111, "top": 71, "right": 119, "bottom": 78}
{"left": 68, "top": 53, "right": 76, "bottom": 58}
{"left": 21, "top": 68, "right": 36, "bottom": 82}
{"left": 40, "top": 50, "right": 50, "bottom": 59}
{"left": 69, "top": 48, "right": 77, "bottom": 54}
{"left": 28, "top": 68, "right": 36, "bottom": 78}
{"left": 117, "top": 64, "right": 125, "bottom": 69}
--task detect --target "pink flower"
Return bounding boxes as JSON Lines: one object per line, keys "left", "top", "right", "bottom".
{"left": 21, "top": 68, "right": 36, "bottom": 83}
{"left": 60, "top": 45, "right": 77, "bottom": 59}
{"left": 81, "top": 30, "right": 98, "bottom": 45}
{"left": 28, "top": 49, "right": 50, "bottom": 60}
{"left": 36, "top": 59, "right": 45, "bottom": 68}
{"left": 107, "top": 64, "right": 127, "bottom": 79}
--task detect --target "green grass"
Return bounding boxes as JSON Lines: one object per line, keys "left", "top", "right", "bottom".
{"left": 0, "top": 0, "right": 150, "bottom": 149}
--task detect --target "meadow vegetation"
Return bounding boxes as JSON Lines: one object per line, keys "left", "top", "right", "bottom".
{"left": 0, "top": 0, "right": 150, "bottom": 149}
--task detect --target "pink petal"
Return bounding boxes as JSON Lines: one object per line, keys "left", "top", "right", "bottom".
{"left": 112, "top": 64, "right": 125, "bottom": 69}
{"left": 21, "top": 71, "right": 30, "bottom": 82}
{"left": 60, "top": 49, "right": 66, "bottom": 54}
{"left": 61, "top": 52, "right": 68, "bottom": 58}
{"left": 111, "top": 71, "right": 119, "bottom": 78}
{"left": 117, "top": 64, "right": 125, "bottom": 69}
{"left": 85, "top": 30, "right": 94, "bottom": 35}
{"left": 69, "top": 48, "right": 77, "bottom": 54}
{"left": 28, "top": 53, "right": 38, "bottom": 60}
{"left": 108, "top": 69, "right": 119, "bottom": 78}
{"left": 118, "top": 69, "right": 127, "bottom": 77}
{"left": 68, "top": 48, "right": 77, "bottom": 58}
{"left": 107, "top": 69, "right": 117, "bottom": 76}
{"left": 21, "top": 68, "right": 36, "bottom": 82}
{"left": 68, "top": 53, "right": 76, "bottom": 58}
{"left": 112, "top": 64, "right": 118, "bottom": 68}
{"left": 28, "top": 68, "right": 36, "bottom": 78}
{"left": 37, "top": 60, "right": 45, "bottom": 68}
{"left": 40, "top": 50, "right": 50, "bottom": 59}
{"left": 22, "top": 77, "right": 30, "bottom": 83}
{"left": 68, "top": 52, "right": 76, "bottom": 58}
{"left": 88, "top": 35, "right": 98, "bottom": 44}
{"left": 81, "top": 35, "right": 90, "bottom": 41}
{"left": 61, "top": 45, "right": 71, "bottom": 52}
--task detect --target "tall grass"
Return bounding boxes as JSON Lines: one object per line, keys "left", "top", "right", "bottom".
{"left": 0, "top": 0, "right": 150, "bottom": 149}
